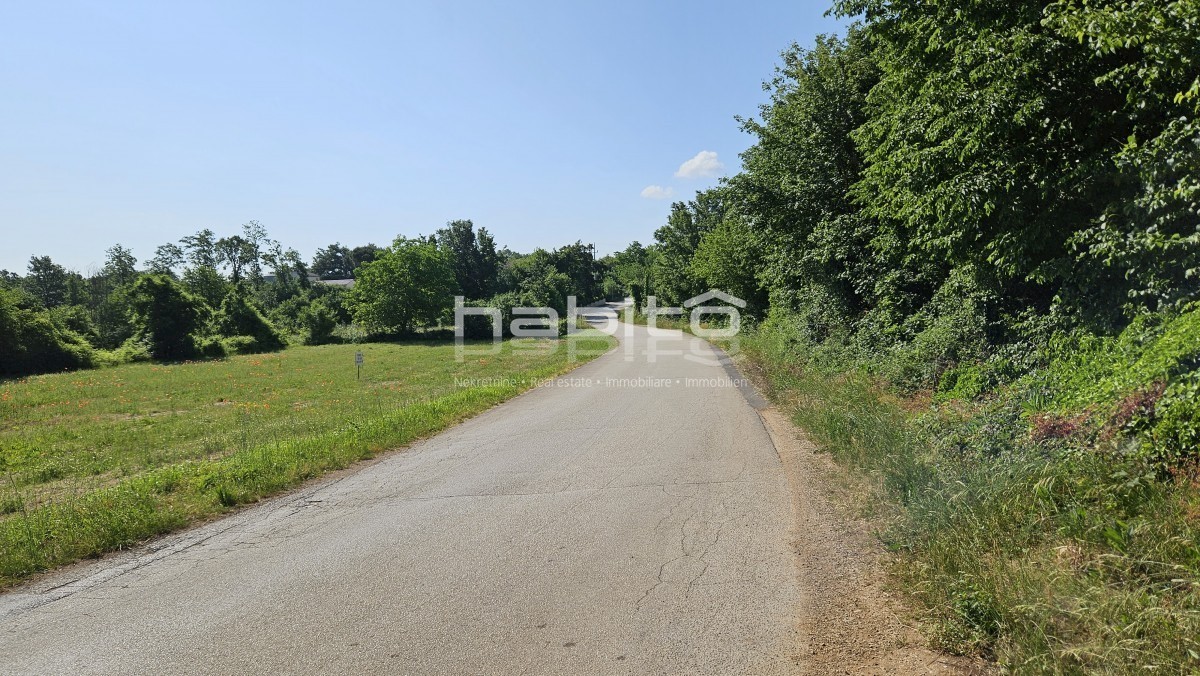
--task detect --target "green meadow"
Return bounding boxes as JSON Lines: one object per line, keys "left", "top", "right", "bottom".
{"left": 0, "top": 333, "right": 614, "bottom": 586}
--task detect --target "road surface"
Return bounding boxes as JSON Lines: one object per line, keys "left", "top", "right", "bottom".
{"left": 0, "top": 307, "right": 800, "bottom": 674}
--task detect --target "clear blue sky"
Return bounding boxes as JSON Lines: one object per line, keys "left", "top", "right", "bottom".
{"left": 1, "top": 1, "right": 846, "bottom": 273}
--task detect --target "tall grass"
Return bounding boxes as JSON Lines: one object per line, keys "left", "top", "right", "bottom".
{"left": 0, "top": 334, "right": 614, "bottom": 586}
{"left": 741, "top": 322, "right": 1200, "bottom": 673}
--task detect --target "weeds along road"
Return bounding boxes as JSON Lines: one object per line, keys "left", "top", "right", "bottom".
{"left": 0, "top": 305, "right": 800, "bottom": 674}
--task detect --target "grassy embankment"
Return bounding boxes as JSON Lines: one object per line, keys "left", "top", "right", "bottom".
{"left": 0, "top": 332, "right": 614, "bottom": 587}
{"left": 739, "top": 312, "right": 1200, "bottom": 672}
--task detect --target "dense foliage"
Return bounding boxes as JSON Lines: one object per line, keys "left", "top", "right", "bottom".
{"left": 633, "top": 0, "right": 1200, "bottom": 430}
{"left": 348, "top": 238, "right": 458, "bottom": 333}
{"left": 127, "top": 275, "right": 208, "bottom": 361}
{"left": 0, "top": 287, "right": 94, "bottom": 375}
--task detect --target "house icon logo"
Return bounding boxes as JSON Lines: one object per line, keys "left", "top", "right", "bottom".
{"left": 683, "top": 289, "right": 747, "bottom": 309}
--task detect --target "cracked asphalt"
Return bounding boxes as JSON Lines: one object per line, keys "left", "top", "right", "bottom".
{"left": 0, "top": 308, "right": 800, "bottom": 674}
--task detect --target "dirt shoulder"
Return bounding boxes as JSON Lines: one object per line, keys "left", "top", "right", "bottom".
{"left": 758, "top": 407, "right": 986, "bottom": 675}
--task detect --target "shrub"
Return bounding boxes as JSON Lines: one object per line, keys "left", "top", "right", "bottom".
{"left": 128, "top": 275, "right": 207, "bottom": 361}
{"left": 457, "top": 293, "right": 517, "bottom": 340}
{"left": 456, "top": 291, "right": 576, "bottom": 340}
{"left": 1141, "top": 372, "right": 1200, "bottom": 472}
{"left": 47, "top": 304, "right": 99, "bottom": 346}
{"left": 219, "top": 336, "right": 260, "bottom": 355}
{"left": 112, "top": 337, "right": 153, "bottom": 363}
{"left": 197, "top": 337, "right": 227, "bottom": 359}
{"left": 880, "top": 270, "right": 993, "bottom": 391}
{"left": 300, "top": 301, "right": 337, "bottom": 345}
{"left": 214, "top": 286, "right": 286, "bottom": 353}
{"left": 0, "top": 289, "right": 94, "bottom": 376}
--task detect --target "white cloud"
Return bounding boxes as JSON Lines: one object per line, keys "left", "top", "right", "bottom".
{"left": 675, "top": 150, "right": 724, "bottom": 179}
{"left": 640, "top": 185, "right": 674, "bottom": 199}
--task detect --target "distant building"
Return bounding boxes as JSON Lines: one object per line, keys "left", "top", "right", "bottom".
{"left": 261, "top": 272, "right": 354, "bottom": 288}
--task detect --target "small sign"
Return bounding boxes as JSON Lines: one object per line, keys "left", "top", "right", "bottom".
{"left": 355, "top": 351, "right": 364, "bottom": 366}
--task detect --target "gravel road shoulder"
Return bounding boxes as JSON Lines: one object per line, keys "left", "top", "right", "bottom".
{"left": 757, "top": 407, "right": 986, "bottom": 674}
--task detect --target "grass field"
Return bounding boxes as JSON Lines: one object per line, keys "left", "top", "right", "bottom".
{"left": 0, "top": 333, "right": 614, "bottom": 587}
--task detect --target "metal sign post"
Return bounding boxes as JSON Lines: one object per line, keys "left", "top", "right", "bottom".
{"left": 355, "top": 351, "right": 364, "bottom": 380}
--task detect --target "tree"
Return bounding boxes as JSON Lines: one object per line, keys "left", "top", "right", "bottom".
{"left": 24, "top": 255, "right": 73, "bottom": 309}
{"left": 1046, "top": 0, "right": 1200, "bottom": 315}
{"left": 93, "top": 285, "right": 135, "bottom": 349}
{"left": 240, "top": 221, "right": 271, "bottom": 282}
{"left": 149, "top": 243, "right": 185, "bottom": 275}
{"left": 0, "top": 287, "right": 94, "bottom": 375}
{"left": 834, "top": 1, "right": 1134, "bottom": 328}
{"left": 312, "top": 243, "right": 355, "bottom": 280}
{"left": 727, "top": 30, "right": 883, "bottom": 326}
{"left": 215, "top": 235, "right": 256, "bottom": 283}
{"left": 180, "top": 229, "right": 219, "bottom": 269}
{"left": 604, "top": 242, "right": 656, "bottom": 307}
{"left": 128, "top": 275, "right": 207, "bottom": 360}
{"left": 350, "top": 244, "right": 381, "bottom": 272}
{"left": 102, "top": 244, "right": 138, "bottom": 287}
{"left": 182, "top": 265, "right": 229, "bottom": 309}
{"left": 436, "top": 220, "right": 499, "bottom": 299}
{"left": 652, "top": 200, "right": 717, "bottom": 306}
{"left": 476, "top": 230, "right": 499, "bottom": 294}
{"left": 691, "top": 215, "right": 767, "bottom": 314}
{"left": 549, "top": 242, "right": 600, "bottom": 303}
{"left": 91, "top": 248, "right": 140, "bottom": 349}
{"left": 215, "top": 285, "right": 285, "bottom": 353}
{"left": 513, "top": 249, "right": 572, "bottom": 313}
{"left": 348, "top": 237, "right": 457, "bottom": 332}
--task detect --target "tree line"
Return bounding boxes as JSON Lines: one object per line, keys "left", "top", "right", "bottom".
{"left": 0, "top": 220, "right": 607, "bottom": 376}
{"left": 614, "top": 0, "right": 1198, "bottom": 392}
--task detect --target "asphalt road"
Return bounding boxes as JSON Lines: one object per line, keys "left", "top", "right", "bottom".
{"left": 0, "top": 307, "right": 800, "bottom": 674}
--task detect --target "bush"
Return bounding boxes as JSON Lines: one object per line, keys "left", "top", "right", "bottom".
{"left": 112, "top": 337, "right": 153, "bottom": 364}
{"left": 219, "top": 336, "right": 260, "bottom": 355}
{"left": 743, "top": 318, "right": 1200, "bottom": 668}
{"left": 457, "top": 294, "right": 515, "bottom": 340}
{"left": 128, "top": 275, "right": 207, "bottom": 361}
{"left": 214, "top": 286, "right": 286, "bottom": 353}
{"left": 300, "top": 301, "right": 337, "bottom": 346}
{"left": 93, "top": 285, "right": 136, "bottom": 349}
{"left": 47, "top": 304, "right": 99, "bottom": 346}
{"left": 198, "top": 337, "right": 227, "bottom": 359}
{"left": 879, "top": 270, "right": 994, "bottom": 392}
{"left": 456, "top": 291, "right": 575, "bottom": 339}
{"left": 0, "top": 289, "right": 94, "bottom": 376}
{"left": 1141, "top": 372, "right": 1200, "bottom": 472}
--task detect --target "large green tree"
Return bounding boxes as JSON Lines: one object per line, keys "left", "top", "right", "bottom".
{"left": 23, "top": 256, "right": 76, "bottom": 309}
{"left": 436, "top": 220, "right": 499, "bottom": 299}
{"left": 651, "top": 194, "right": 725, "bottom": 306}
{"left": 728, "top": 31, "right": 881, "bottom": 327}
{"left": 690, "top": 215, "right": 766, "bottom": 314}
{"left": 348, "top": 238, "right": 457, "bottom": 332}
{"left": 128, "top": 275, "right": 208, "bottom": 360}
{"left": 312, "top": 243, "right": 355, "bottom": 280}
